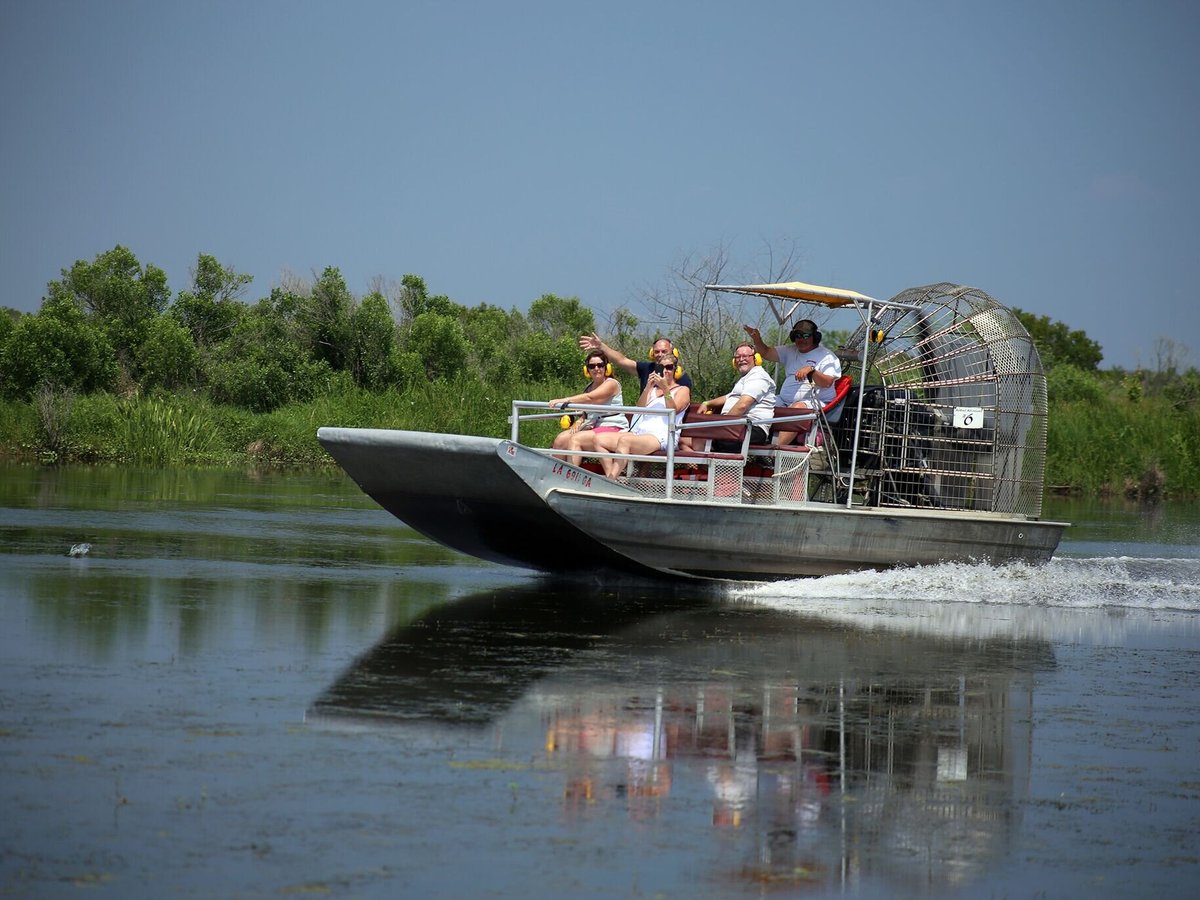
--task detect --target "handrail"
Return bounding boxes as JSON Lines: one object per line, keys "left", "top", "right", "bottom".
{"left": 510, "top": 399, "right": 662, "bottom": 440}
{"left": 509, "top": 399, "right": 751, "bottom": 499}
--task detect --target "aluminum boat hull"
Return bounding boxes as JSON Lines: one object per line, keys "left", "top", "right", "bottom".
{"left": 318, "top": 427, "right": 1066, "bottom": 582}
{"left": 546, "top": 491, "right": 1062, "bottom": 579}
{"left": 316, "top": 427, "right": 653, "bottom": 575}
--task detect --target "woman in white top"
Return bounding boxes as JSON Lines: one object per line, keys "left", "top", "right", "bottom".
{"left": 594, "top": 359, "right": 691, "bottom": 479}
{"left": 550, "top": 351, "right": 627, "bottom": 467}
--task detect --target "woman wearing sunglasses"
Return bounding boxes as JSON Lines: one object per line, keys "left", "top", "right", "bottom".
{"left": 743, "top": 319, "right": 842, "bottom": 446}
{"left": 593, "top": 354, "right": 691, "bottom": 480}
{"left": 549, "top": 351, "right": 627, "bottom": 465}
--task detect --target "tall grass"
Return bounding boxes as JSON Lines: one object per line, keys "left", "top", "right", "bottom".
{"left": 0, "top": 397, "right": 42, "bottom": 459}
{"left": 1, "top": 373, "right": 1195, "bottom": 496}
{"left": 115, "top": 396, "right": 221, "bottom": 465}
{"left": 0, "top": 392, "right": 230, "bottom": 466}
{"left": 179, "top": 375, "right": 576, "bottom": 467}
{"left": 1048, "top": 393, "right": 1198, "bottom": 498}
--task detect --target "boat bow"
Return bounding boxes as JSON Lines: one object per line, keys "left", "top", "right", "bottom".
{"left": 317, "top": 427, "right": 657, "bottom": 575}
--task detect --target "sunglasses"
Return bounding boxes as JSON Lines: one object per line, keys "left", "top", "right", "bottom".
{"left": 793, "top": 331, "right": 814, "bottom": 339}
{"left": 586, "top": 362, "right": 606, "bottom": 369}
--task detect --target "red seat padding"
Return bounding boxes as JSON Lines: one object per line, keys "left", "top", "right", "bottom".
{"left": 751, "top": 376, "right": 854, "bottom": 448}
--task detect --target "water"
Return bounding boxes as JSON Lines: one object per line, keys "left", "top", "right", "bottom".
{"left": 1, "top": 465, "right": 1198, "bottom": 898}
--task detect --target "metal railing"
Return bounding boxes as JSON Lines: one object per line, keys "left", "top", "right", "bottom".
{"left": 509, "top": 400, "right": 760, "bottom": 501}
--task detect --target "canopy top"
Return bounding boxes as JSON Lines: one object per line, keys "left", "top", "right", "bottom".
{"left": 705, "top": 280, "right": 879, "bottom": 308}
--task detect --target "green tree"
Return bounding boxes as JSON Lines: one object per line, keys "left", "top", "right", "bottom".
{"left": 406, "top": 312, "right": 469, "bottom": 380}
{"left": 347, "top": 292, "right": 402, "bottom": 389}
{"left": 398, "top": 273, "right": 462, "bottom": 322}
{"left": 206, "top": 289, "right": 329, "bottom": 412}
{"left": 606, "top": 306, "right": 640, "bottom": 349}
{"left": 528, "top": 294, "right": 595, "bottom": 340}
{"left": 1163, "top": 368, "right": 1200, "bottom": 412}
{"left": 0, "top": 298, "right": 117, "bottom": 399}
{"left": 0, "top": 307, "right": 19, "bottom": 349}
{"left": 299, "top": 266, "right": 354, "bottom": 371}
{"left": 1047, "top": 364, "right": 1105, "bottom": 404}
{"left": 512, "top": 331, "right": 579, "bottom": 382}
{"left": 171, "top": 254, "right": 250, "bottom": 348}
{"left": 461, "top": 303, "right": 523, "bottom": 382}
{"left": 1012, "top": 308, "right": 1103, "bottom": 371}
{"left": 138, "top": 316, "right": 200, "bottom": 391}
{"left": 46, "top": 245, "right": 170, "bottom": 378}
{"left": 397, "top": 273, "right": 429, "bottom": 323}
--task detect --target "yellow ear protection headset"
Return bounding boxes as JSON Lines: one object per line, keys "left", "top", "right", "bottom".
{"left": 565, "top": 357, "right": 613, "bottom": 427}
{"left": 732, "top": 351, "right": 763, "bottom": 369}
{"left": 647, "top": 344, "right": 683, "bottom": 379}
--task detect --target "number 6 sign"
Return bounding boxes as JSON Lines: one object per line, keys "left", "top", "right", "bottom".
{"left": 953, "top": 407, "right": 984, "bottom": 429}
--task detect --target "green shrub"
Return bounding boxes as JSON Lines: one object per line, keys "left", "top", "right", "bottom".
{"left": 406, "top": 312, "right": 469, "bottom": 380}
{"left": 1047, "top": 364, "right": 1105, "bottom": 404}
{"left": 209, "top": 403, "right": 260, "bottom": 455}
{"left": 1163, "top": 369, "right": 1199, "bottom": 411}
{"left": 67, "top": 392, "right": 123, "bottom": 460}
{"left": 33, "top": 385, "right": 76, "bottom": 462}
{"left": 1046, "top": 391, "right": 1198, "bottom": 498}
{"left": 0, "top": 303, "right": 118, "bottom": 399}
{"left": 347, "top": 293, "right": 402, "bottom": 390}
{"left": 1123, "top": 371, "right": 1144, "bottom": 403}
{"left": 208, "top": 353, "right": 332, "bottom": 413}
{"left": 512, "top": 332, "right": 580, "bottom": 383}
{"left": 138, "top": 316, "right": 200, "bottom": 390}
{"left": 0, "top": 398, "right": 38, "bottom": 455}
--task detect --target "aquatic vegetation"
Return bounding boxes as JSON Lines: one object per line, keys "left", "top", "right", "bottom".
{"left": 116, "top": 396, "right": 220, "bottom": 465}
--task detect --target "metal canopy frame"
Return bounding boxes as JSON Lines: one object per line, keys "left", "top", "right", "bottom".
{"left": 704, "top": 281, "right": 1050, "bottom": 517}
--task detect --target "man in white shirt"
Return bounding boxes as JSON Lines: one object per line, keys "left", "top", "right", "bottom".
{"left": 743, "top": 319, "right": 842, "bottom": 446}
{"left": 697, "top": 343, "right": 777, "bottom": 451}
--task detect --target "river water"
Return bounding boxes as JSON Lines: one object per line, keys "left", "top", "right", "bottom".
{"left": 1, "top": 465, "right": 1198, "bottom": 898}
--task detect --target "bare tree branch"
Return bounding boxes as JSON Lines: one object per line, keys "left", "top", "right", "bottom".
{"left": 632, "top": 238, "right": 805, "bottom": 395}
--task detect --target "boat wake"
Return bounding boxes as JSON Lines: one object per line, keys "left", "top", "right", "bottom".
{"left": 741, "top": 555, "right": 1200, "bottom": 611}
{"left": 735, "top": 556, "right": 1200, "bottom": 644}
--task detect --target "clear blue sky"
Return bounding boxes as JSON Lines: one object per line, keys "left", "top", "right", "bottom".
{"left": 2, "top": 0, "right": 1197, "bottom": 371}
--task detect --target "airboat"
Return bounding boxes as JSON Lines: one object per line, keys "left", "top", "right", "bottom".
{"left": 318, "top": 281, "right": 1068, "bottom": 581}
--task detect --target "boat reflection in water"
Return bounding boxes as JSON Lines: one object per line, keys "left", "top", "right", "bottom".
{"left": 308, "top": 583, "right": 1054, "bottom": 893}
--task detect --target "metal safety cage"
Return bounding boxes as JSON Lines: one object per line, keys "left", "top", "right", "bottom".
{"left": 837, "top": 283, "right": 1049, "bottom": 517}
